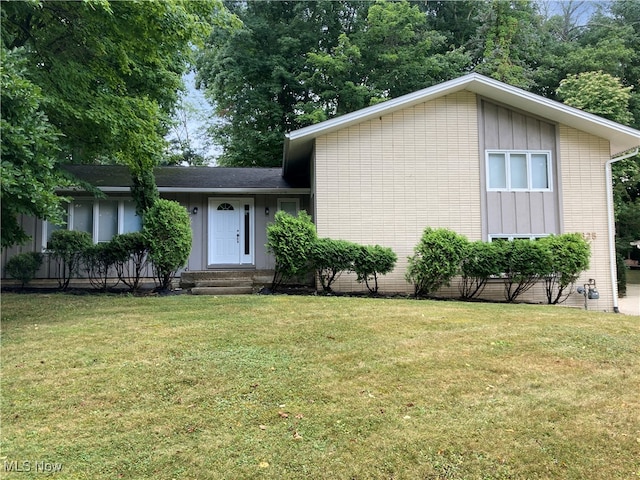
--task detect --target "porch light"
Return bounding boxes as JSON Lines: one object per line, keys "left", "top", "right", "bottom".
{"left": 265, "top": 207, "right": 269, "bottom": 216}
{"left": 191, "top": 207, "right": 198, "bottom": 215}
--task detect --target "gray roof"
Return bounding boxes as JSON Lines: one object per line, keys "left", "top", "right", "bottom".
{"left": 62, "top": 165, "right": 308, "bottom": 192}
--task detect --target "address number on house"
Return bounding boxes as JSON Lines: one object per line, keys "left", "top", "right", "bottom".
{"left": 582, "top": 232, "right": 597, "bottom": 241}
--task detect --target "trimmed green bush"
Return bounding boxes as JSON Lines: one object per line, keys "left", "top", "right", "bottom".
{"left": 539, "top": 233, "right": 591, "bottom": 304}
{"left": 311, "top": 238, "right": 358, "bottom": 293}
{"left": 353, "top": 244, "right": 397, "bottom": 294}
{"left": 266, "top": 210, "right": 317, "bottom": 291}
{"left": 48, "top": 229, "right": 93, "bottom": 290}
{"left": 143, "top": 199, "right": 192, "bottom": 291}
{"left": 5, "top": 252, "right": 43, "bottom": 287}
{"left": 111, "top": 232, "right": 149, "bottom": 292}
{"left": 459, "top": 241, "right": 502, "bottom": 299}
{"left": 497, "top": 239, "right": 553, "bottom": 303}
{"left": 406, "top": 227, "right": 468, "bottom": 297}
{"left": 84, "top": 242, "right": 119, "bottom": 291}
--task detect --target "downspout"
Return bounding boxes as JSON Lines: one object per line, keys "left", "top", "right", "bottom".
{"left": 606, "top": 147, "right": 639, "bottom": 313}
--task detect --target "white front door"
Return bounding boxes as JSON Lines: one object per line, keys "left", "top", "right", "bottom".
{"left": 208, "top": 198, "right": 254, "bottom": 265}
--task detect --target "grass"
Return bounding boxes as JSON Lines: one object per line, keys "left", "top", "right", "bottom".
{"left": 1, "top": 293, "right": 639, "bottom": 479}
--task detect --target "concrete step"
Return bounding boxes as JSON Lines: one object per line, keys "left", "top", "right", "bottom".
{"left": 194, "top": 279, "right": 254, "bottom": 288}
{"left": 180, "top": 270, "right": 274, "bottom": 289}
{"left": 191, "top": 286, "right": 255, "bottom": 295}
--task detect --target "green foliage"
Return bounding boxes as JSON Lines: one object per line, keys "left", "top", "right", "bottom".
{"left": 198, "top": 0, "right": 469, "bottom": 166}
{"left": 0, "top": 46, "right": 71, "bottom": 248}
{"left": 353, "top": 244, "right": 397, "bottom": 295}
{"left": 471, "top": 0, "right": 542, "bottom": 89}
{"left": 557, "top": 71, "right": 634, "bottom": 125}
{"left": 143, "top": 199, "right": 193, "bottom": 291}
{"left": 459, "top": 241, "right": 503, "bottom": 299}
{"left": 406, "top": 227, "right": 469, "bottom": 297}
{"left": 496, "top": 239, "right": 553, "bottom": 303}
{"left": 266, "top": 211, "right": 317, "bottom": 291}
{"left": 1, "top": 0, "right": 223, "bottom": 165}
{"left": 310, "top": 238, "right": 359, "bottom": 293}
{"left": 616, "top": 251, "right": 628, "bottom": 298}
{"left": 110, "top": 232, "right": 149, "bottom": 292}
{"left": 83, "top": 242, "right": 120, "bottom": 292}
{"left": 47, "top": 230, "right": 93, "bottom": 290}
{"left": 5, "top": 252, "right": 43, "bottom": 288}
{"left": 538, "top": 234, "right": 591, "bottom": 304}
{"left": 130, "top": 168, "right": 160, "bottom": 217}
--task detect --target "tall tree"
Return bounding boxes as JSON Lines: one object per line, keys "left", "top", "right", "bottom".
{"left": 198, "top": 1, "right": 370, "bottom": 167}
{"left": 1, "top": 0, "right": 226, "bottom": 245}
{"left": 0, "top": 47, "right": 69, "bottom": 248}
{"left": 471, "top": 0, "right": 543, "bottom": 89}
{"left": 199, "top": 0, "right": 470, "bottom": 166}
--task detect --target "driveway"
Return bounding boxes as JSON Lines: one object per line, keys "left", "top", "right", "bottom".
{"left": 619, "top": 283, "right": 640, "bottom": 316}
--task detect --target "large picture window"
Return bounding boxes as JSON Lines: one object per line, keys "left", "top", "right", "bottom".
{"left": 487, "top": 151, "right": 552, "bottom": 191}
{"left": 43, "top": 199, "right": 142, "bottom": 248}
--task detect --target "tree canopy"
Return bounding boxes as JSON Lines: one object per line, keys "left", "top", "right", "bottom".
{"left": 1, "top": 0, "right": 229, "bottom": 247}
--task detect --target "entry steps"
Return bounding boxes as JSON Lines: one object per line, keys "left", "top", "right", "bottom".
{"left": 180, "top": 270, "right": 273, "bottom": 295}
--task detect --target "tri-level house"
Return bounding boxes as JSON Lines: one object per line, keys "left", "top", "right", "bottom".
{"left": 3, "top": 74, "right": 640, "bottom": 311}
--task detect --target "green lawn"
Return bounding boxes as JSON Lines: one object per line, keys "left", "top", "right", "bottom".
{"left": 1, "top": 294, "right": 639, "bottom": 479}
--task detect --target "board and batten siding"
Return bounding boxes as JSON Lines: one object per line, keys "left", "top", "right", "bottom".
{"left": 480, "top": 99, "right": 560, "bottom": 237}
{"left": 314, "top": 91, "right": 481, "bottom": 293}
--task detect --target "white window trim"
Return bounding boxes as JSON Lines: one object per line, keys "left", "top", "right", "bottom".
{"left": 42, "top": 198, "right": 141, "bottom": 250}
{"left": 277, "top": 198, "right": 300, "bottom": 215}
{"left": 488, "top": 234, "right": 551, "bottom": 242}
{"left": 486, "top": 150, "right": 553, "bottom": 192}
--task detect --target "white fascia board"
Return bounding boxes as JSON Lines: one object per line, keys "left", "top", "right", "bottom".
{"left": 285, "top": 73, "right": 640, "bottom": 157}
{"left": 286, "top": 74, "right": 476, "bottom": 143}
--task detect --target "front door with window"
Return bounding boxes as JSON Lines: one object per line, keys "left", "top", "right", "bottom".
{"left": 208, "top": 198, "right": 254, "bottom": 266}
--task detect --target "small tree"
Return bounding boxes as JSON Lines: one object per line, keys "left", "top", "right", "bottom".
{"left": 111, "top": 232, "right": 149, "bottom": 292}
{"left": 405, "top": 227, "right": 468, "bottom": 297}
{"left": 266, "top": 211, "right": 317, "bottom": 291}
{"left": 497, "top": 239, "right": 553, "bottom": 303}
{"left": 539, "top": 233, "right": 591, "bottom": 304}
{"left": 353, "top": 244, "right": 397, "bottom": 295}
{"left": 143, "top": 199, "right": 192, "bottom": 291}
{"left": 310, "top": 238, "right": 358, "bottom": 293}
{"left": 48, "top": 230, "right": 93, "bottom": 290}
{"left": 5, "top": 252, "right": 43, "bottom": 288}
{"left": 83, "top": 241, "right": 119, "bottom": 292}
{"left": 459, "top": 241, "right": 502, "bottom": 299}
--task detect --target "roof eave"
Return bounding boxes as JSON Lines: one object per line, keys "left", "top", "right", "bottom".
{"left": 284, "top": 73, "right": 640, "bottom": 160}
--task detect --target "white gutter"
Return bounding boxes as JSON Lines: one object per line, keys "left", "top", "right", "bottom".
{"left": 606, "top": 147, "right": 639, "bottom": 313}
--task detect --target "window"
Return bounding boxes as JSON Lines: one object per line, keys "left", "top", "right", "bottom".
{"left": 277, "top": 198, "right": 300, "bottom": 216}
{"left": 489, "top": 234, "right": 549, "bottom": 242}
{"left": 43, "top": 199, "right": 142, "bottom": 249}
{"left": 487, "top": 151, "right": 551, "bottom": 191}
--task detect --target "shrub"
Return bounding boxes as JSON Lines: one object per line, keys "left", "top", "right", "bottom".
{"left": 111, "top": 232, "right": 149, "bottom": 292}
{"left": 143, "top": 199, "right": 192, "bottom": 291}
{"left": 48, "top": 229, "right": 93, "bottom": 290}
{"left": 83, "top": 242, "right": 119, "bottom": 291}
{"left": 353, "top": 244, "right": 397, "bottom": 294}
{"left": 310, "top": 238, "right": 358, "bottom": 293}
{"left": 5, "top": 252, "right": 43, "bottom": 287}
{"left": 266, "top": 210, "right": 317, "bottom": 291}
{"left": 406, "top": 227, "right": 468, "bottom": 297}
{"left": 497, "top": 239, "right": 553, "bottom": 303}
{"left": 459, "top": 241, "right": 502, "bottom": 299}
{"left": 539, "top": 233, "right": 591, "bottom": 304}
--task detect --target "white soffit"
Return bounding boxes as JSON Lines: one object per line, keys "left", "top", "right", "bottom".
{"left": 285, "top": 73, "right": 640, "bottom": 157}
